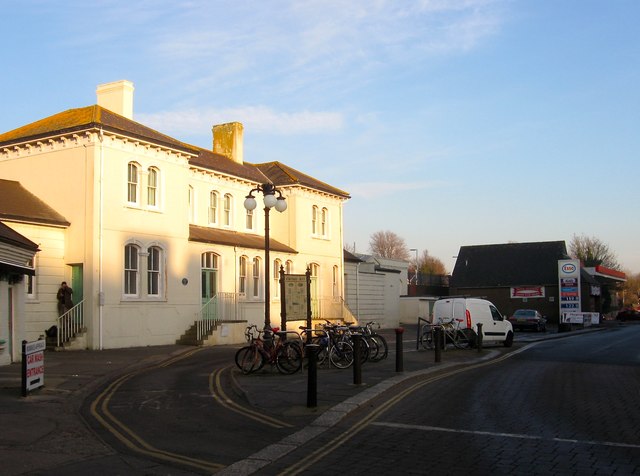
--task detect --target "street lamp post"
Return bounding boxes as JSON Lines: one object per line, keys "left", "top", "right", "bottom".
{"left": 244, "top": 183, "right": 287, "bottom": 330}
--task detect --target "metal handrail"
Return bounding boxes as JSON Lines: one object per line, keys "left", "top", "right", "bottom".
{"left": 56, "top": 300, "right": 84, "bottom": 347}
{"left": 196, "top": 292, "right": 241, "bottom": 341}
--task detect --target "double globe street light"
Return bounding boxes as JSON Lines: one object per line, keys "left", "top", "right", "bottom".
{"left": 244, "top": 183, "right": 287, "bottom": 331}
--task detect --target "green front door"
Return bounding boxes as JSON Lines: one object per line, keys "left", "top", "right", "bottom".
{"left": 71, "top": 265, "right": 83, "bottom": 303}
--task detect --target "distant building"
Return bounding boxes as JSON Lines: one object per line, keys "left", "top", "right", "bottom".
{"left": 343, "top": 250, "right": 407, "bottom": 328}
{"left": 449, "top": 241, "right": 625, "bottom": 324}
{"left": 0, "top": 221, "right": 39, "bottom": 365}
{"left": 0, "top": 80, "right": 350, "bottom": 358}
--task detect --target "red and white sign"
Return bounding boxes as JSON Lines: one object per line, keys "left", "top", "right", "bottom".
{"left": 24, "top": 339, "right": 45, "bottom": 392}
{"left": 511, "top": 286, "right": 545, "bottom": 298}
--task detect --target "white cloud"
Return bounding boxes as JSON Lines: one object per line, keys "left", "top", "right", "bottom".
{"left": 137, "top": 106, "right": 343, "bottom": 136}
{"left": 143, "top": 0, "right": 506, "bottom": 95}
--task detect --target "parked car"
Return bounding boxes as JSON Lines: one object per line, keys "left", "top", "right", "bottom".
{"left": 616, "top": 308, "right": 640, "bottom": 321}
{"left": 508, "top": 309, "right": 546, "bottom": 332}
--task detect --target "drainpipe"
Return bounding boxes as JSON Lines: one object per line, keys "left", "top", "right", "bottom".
{"left": 98, "top": 128, "right": 104, "bottom": 350}
{"left": 356, "top": 261, "right": 361, "bottom": 319}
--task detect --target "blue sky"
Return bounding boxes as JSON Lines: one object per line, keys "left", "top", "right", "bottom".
{"left": 2, "top": 1, "right": 639, "bottom": 273}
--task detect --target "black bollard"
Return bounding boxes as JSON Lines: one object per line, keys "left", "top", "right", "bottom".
{"left": 434, "top": 326, "right": 442, "bottom": 363}
{"left": 395, "top": 327, "right": 404, "bottom": 372}
{"left": 352, "top": 334, "right": 362, "bottom": 385}
{"left": 476, "top": 323, "right": 483, "bottom": 353}
{"left": 306, "top": 344, "right": 319, "bottom": 408}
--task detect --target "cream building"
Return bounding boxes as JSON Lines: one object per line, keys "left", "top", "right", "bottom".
{"left": 0, "top": 80, "right": 350, "bottom": 355}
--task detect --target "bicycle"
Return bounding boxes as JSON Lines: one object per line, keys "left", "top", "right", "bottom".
{"left": 420, "top": 318, "right": 472, "bottom": 350}
{"left": 234, "top": 325, "right": 303, "bottom": 374}
{"left": 301, "top": 321, "right": 354, "bottom": 369}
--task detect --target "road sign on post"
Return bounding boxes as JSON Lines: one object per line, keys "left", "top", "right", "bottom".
{"left": 22, "top": 339, "right": 46, "bottom": 397}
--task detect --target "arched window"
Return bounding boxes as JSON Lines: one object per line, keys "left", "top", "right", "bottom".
{"left": 311, "top": 205, "right": 318, "bottom": 234}
{"left": 245, "top": 207, "right": 254, "bottom": 230}
{"left": 321, "top": 208, "right": 328, "bottom": 236}
{"left": 124, "top": 244, "right": 140, "bottom": 295}
{"left": 273, "top": 259, "right": 282, "bottom": 298}
{"left": 239, "top": 256, "right": 247, "bottom": 295}
{"left": 223, "top": 193, "right": 232, "bottom": 226}
{"left": 147, "top": 167, "right": 159, "bottom": 207}
{"left": 286, "top": 260, "right": 293, "bottom": 274}
{"left": 147, "top": 246, "right": 162, "bottom": 296}
{"left": 252, "top": 257, "right": 261, "bottom": 298}
{"left": 332, "top": 265, "right": 339, "bottom": 298}
{"left": 209, "top": 191, "right": 218, "bottom": 225}
{"left": 127, "top": 162, "right": 140, "bottom": 205}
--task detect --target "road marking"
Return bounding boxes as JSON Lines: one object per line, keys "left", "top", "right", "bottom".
{"left": 278, "top": 343, "right": 538, "bottom": 476}
{"left": 209, "top": 367, "right": 293, "bottom": 429}
{"left": 370, "top": 421, "right": 640, "bottom": 449}
{"left": 90, "top": 347, "right": 225, "bottom": 473}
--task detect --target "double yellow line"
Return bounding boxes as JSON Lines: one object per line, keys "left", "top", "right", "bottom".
{"left": 90, "top": 348, "right": 225, "bottom": 473}
{"left": 280, "top": 345, "right": 532, "bottom": 475}
{"left": 208, "top": 366, "right": 294, "bottom": 429}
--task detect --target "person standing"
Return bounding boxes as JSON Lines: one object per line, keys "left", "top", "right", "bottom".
{"left": 56, "top": 281, "right": 73, "bottom": 315}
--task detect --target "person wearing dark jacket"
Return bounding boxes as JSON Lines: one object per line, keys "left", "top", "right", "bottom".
{"left": 56, "top": 281, "right": 73, "bottom": 315}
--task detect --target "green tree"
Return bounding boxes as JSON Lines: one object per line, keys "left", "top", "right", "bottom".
{"left": 568, "top": 234, "right": 620, "bottom": 269}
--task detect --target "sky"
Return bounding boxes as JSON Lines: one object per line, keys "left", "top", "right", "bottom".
{"left": 2, "top": 0, "right": 639, "bottom": 274}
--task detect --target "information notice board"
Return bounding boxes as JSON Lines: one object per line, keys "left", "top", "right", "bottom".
{"left": 282, "top": 274, "right": 309, "bottom": 321}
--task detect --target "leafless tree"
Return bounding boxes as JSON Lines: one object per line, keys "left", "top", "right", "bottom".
{"left": 369, "top": 230, "right": 410, "bottom": 260}
{"left": 568, "top": 234, "right": 620, "bottom": 269}
{"left": 622, "top": 271, "right": 640, "bottom": 308}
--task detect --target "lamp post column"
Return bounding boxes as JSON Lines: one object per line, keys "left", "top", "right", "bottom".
{"left": 264, "top": 205, "right": 271, "bottom": 329}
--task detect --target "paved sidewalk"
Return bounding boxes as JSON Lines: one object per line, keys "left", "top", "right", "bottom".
{"left": 0, "top": 324, "right": 610, "bottom": 475}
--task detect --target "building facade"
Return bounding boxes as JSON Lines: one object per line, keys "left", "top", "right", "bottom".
{"left": 0, "top": 80, "right": 350, "bottom": 355}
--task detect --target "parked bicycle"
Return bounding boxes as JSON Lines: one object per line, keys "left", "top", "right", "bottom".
{"left": 234, "top": 325, "right": 303, "bottom": 375}
{"left": 420, "top": 318, "right": 472, "bottom": 350}
{"left": 299, "top": 321, "right": 355, "bottom": 369}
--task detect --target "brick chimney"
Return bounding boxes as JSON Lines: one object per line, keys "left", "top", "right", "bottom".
{"left": 212, "top": 122, "right": 243, "bottom": 164}
{"left": 96, "top": 80, "right": 134, "bottom": 119}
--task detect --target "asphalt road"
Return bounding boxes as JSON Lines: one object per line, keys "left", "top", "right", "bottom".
{"left": 29, "top": 324, "right": 631, "bottom": 475}
{"left": 255, "top": 325, "right": 640, "bottom": 475}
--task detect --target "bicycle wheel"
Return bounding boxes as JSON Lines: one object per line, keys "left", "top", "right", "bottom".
{"left": 276, "top": 341, "right": 303, "bottom": 374}
{"left": 329, "top": 341, "right": 354, "bottom": 369}
{"left": 370, "top": 334, "right": 388, "bottom": 361}
{"left": 353, "top": 337, "right": 370, "bottom": 364}
{"left": 311, "top": 335, "right": 329, "bottom": 365}
{"left": 452, "top": 329, "right": 472, "bottom": 349}
{"left": 235, "top": 346, "right": 264, "bottom": 374}
{"left": 363, "top": 335, "right": 379, "bottom": 362}
{"left": 420, "top": 325, "right": 434, "bottom": 350}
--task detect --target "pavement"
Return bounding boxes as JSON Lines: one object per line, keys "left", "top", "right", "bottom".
{"left": 0, "top": 322, "right": 615, "bottom": 475}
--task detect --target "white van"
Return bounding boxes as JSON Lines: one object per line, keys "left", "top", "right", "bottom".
{"left": 431, "top": 298, "right": 514, "bottom": 347}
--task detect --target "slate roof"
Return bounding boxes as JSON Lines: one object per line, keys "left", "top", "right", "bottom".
{"left": 0, "top": 221, "right": 39, "bottom": 251}
{"left": 189, "top": 225, "right": 297, "bottom": 254}
{"left": 0, "top": 179, "right": 70, "bottom": 227}
{"left": 254, "top": 162, "right": 350, "bottom": 198}
{"left": 343, "top": 249, "right": 363, "bottom": 263}
{"left": 0, "top": 106, "right": 349, "bottom": 198}
{"left": 450, "top": 241, "right": 571, "bottom": 288}
{"left": 0, "top": 106, "right": 196, "bottom": 154}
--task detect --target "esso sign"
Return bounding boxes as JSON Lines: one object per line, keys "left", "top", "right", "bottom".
{"left": 562, "top": 263, "right": 577, "bottom": 273}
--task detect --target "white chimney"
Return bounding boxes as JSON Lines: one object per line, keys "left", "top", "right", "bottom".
{"left": 96, "top": 80, "right": 134, "bottom": 119}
